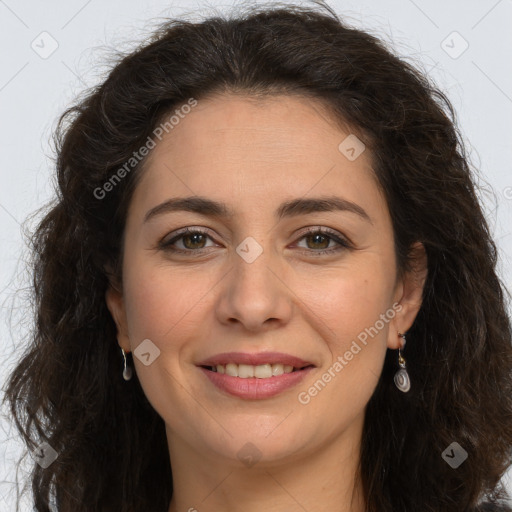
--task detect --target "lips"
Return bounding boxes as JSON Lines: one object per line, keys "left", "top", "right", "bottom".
{"left": 196, "top": 351, "right": 315, "bottom": 369}
{"left": 196, "top": 351, "right": 316, "bottom": 399}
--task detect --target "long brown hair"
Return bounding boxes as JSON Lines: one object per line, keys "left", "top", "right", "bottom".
{"left": 3, "top": 2, "right": 512, "bottom": 511}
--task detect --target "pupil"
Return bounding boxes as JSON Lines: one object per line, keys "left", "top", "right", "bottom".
{"left": 308, "top": 234, "right": 328, "bottom": 249}
{"left": 184, "top": 234, "right": 205, "bottom": 249}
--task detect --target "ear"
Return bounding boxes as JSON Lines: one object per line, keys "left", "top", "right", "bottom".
{"left": 105, "top": 279, "right": 131, "bottom": 354}
{"left": 387, "top": 241, "right": 428, "bottom": 349}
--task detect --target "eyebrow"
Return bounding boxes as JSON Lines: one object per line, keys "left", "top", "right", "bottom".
{"left": 144, "top": 195, "right": 372, "bottom": 224}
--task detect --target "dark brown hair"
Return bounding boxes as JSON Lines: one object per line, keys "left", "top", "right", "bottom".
{"left": 3, "top": 2, "right": 512, "bottom": 511}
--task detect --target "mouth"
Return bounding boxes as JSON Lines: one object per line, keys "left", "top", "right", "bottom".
{"left": 196, "top": 352, "right": 316, "bottom": 399}
{"left": 196, "top": 351, "right": 316, "bottom": 378}
{"left": 201, "top": 363, "right": 315, "bottom": 378}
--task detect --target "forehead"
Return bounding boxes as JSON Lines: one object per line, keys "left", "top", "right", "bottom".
{"left": 145, "top": 93, "right": 368, "bottom": 166}
{"left": 130, "top": 93, "right": 385, "bottom": 220}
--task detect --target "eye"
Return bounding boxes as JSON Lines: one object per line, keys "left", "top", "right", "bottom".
{"left": 158, "top": 227, "right": 217, "bottom": 254}
{"left": 158, "top": 226, "right": 353, "bottom": 256}
{"left": 293, "top": 227, "right": 353, "bottom": 255}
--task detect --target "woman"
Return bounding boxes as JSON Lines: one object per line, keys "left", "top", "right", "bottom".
{"left": 4, "top": 2, "right": 512, "bottom": 511}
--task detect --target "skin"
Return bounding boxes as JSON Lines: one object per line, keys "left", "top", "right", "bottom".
{"left": 106, "top": 93, "right": 427, "bottom": 512}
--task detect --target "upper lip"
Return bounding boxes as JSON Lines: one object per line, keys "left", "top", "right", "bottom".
{"left": 197, "top": 352, "right": 315, "bottom": 369}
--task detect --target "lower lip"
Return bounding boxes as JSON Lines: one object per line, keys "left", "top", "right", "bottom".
{"left": 199, "top": 366, "right": 314, "bottom": 399}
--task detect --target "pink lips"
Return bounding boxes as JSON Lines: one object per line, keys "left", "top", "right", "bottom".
{"left": 196, "top": 351, "right": 314, "bottom": 368}
{"left": 196, "top": 351, "right": 316, "bottom": 400}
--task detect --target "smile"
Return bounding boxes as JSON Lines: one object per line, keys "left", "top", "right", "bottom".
{"left": 199, "top": 364, "right": 315, "bottom": 399}
{"left": 204, "top": 363, "right": 312, "bottom": 378}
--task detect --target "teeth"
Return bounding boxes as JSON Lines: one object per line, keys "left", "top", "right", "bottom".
{"left": 211, "top": 363, "right": 299, "bottom": 378}
{"left": 272, "top": 364, "right": 284, "bottom": 376}
{"left": 255, "top": 364, "right": 272, "bottom": 378}
{"left": 225, "top": 363, "right": 238, "bottom": 377}
{"left": 238, "top": 364, "right": 254, "bottom": 378}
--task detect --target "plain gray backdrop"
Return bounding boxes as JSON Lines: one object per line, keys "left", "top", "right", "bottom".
{"left": 1, "top": 0, "right": 511, "bottom": 509}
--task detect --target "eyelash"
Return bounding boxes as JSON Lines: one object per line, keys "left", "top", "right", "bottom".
{"left": 158, "top": 226, "right": 353, "bottom": 257}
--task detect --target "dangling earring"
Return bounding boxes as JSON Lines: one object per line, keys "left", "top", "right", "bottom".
{"left": 394, "top": 331, "right": 410, "bottom": 392}
{"left": 121, "top": 348, "right": 132, "bottom": 381}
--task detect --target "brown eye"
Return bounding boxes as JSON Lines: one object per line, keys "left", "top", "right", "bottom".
{"left": 181, "top": 232, "right": 208, "bottom": 250}
{"left": 294, "top": 228, "right": 352, "bottom": 256}
{"left": 159, "top": 228, "right": 216, "bottom": 254}
{"left": 304, "top": 233, "right": 331, "bottom": 250}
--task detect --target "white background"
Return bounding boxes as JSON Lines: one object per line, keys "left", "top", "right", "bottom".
{"left": 1, "top": 0, "right": 511, "bottom": 509}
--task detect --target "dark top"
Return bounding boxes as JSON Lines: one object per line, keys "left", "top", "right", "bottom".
{"left": 474, "top": 503, "right": 511, "bottom": 511}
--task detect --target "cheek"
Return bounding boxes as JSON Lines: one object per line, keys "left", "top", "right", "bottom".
{"left": 122, "top": 252, "right": 224, "bottom": 348}
{"left": 296, "top": 274, "right": 392, "bottom": 422}
{"left": 305, "top": 265, "right": 393, "bottom": 348}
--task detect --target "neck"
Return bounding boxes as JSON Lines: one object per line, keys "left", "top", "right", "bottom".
{"left": 166, "top": 412, "right": 367, "bottom": 512}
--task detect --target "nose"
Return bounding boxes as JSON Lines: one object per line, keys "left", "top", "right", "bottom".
{"left": 215, "top": 240, "right": 293, "bottom": 333}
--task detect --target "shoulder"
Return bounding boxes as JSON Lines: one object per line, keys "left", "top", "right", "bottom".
{"left": 472, "top": 503, "right": 512, "bottom": 512}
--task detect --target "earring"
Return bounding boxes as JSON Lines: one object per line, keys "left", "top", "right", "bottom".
{"left": 121, "top": 348, "right": 133, "bottom": 381}
{"left": 394, "top": 332, "right": 410, "bottom": 392}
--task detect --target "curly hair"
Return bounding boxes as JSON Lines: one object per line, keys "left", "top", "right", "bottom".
{"left": 3, "top": 2, "right": 512, "bottom": 511}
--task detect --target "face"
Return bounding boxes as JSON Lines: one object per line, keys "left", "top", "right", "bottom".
{"left": 106, "top": 93, "right": 426, "bottom": 468}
